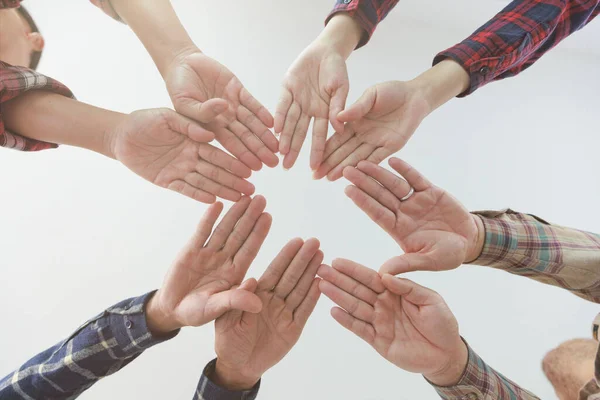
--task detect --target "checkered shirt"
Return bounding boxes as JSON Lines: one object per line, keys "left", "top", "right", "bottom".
{"left": 327, "top": 0, "right": 599, "bottom": 95}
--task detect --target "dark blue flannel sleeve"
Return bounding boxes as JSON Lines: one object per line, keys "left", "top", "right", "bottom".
{"left": 0, "top": 292, "right": 178, "bottom": 399}
{"left": 193, "top": 359, "right": 260, "bottom": 400}
{"left": 434, "top": 0, "right": 600, "bottom": 96}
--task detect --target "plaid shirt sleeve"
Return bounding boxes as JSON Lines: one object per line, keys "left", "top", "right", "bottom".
{"left": 471, "top": 209, "right": 600, "bottom": 304}
{"left": 325, "top": 0, "right": 400, "bottom": 48}
{"left": 430, "top": 340, "right": 540, "bottom": 400}
{"left": 0, "top": 61, "right": 74, "bottom": 151}
{"left": 434, "top": 0, "right": 600, "bottom": 96}
{"left": 194, "top": 359, "right": 261, "bottom": 400}
{"left": 0, "top": 292, "right": 178, "bottom": 399}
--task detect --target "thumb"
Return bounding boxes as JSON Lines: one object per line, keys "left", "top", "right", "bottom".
{"left": 379, "top": 254, "right": 433, "bottom": 275}
{"left": 336, "top": 86, "right": 376, "bottom": 123}
{"left": 238, "top": 278, "right": 259, "bottom": 293}
{"left": 329, "top": 84, "right": 349, "bottom": 134}
{"left": 205, "top": 288, "right": 263, "bottom": 321}
{"left": 166, "top": 110, "right": 215, "bottom": 143}
{"left": 381, "top": 274, "right": 438, "bottom": 306}
{"left": 193, "top": 98, "right": 229, "bottom": 124}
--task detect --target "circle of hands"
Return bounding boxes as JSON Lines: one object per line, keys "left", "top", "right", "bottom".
{"left": 130, "top": 47, "right": 481, "bottom": 388}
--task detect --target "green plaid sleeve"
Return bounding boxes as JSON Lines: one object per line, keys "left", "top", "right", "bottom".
{"left": 471, "top": 209, "right": 600, "bottom": 304}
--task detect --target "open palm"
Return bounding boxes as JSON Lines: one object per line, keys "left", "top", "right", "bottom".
{"left": 110, "top": 108, "right": 256, "bottom": 204}
{"left": 319, "top": 260, "right": 465, "bottom": 378}
{"left": 315, "top": 81, "right": 430, "bottom": 181}
{"left": 343, "top": 158, "right": 479, "bottom": 275}
{"left": 275, "top": 42, "right": 349, "bottom": 170}
{"left": 214, "top": 238, "right": 323, "bottom": 387}
{"left": 165, "top": 51, "right": 279, "bottom": 171}
{"left": 149, "top": 196, "right": 271, "bottom": 332}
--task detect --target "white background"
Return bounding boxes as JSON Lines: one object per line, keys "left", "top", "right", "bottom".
{"left": 1, "top": 0, "right": 599, "bottom": 399}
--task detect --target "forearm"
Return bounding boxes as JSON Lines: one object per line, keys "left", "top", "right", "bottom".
{"left": 3, "top": 91, "right": 124, "bottom": 158}
{"left": 109, "top": 0, "right": 197, "bottom": 77}
{"left": 315, "top": 14, "right": 364, "bottom": 60}
{"left": 409, "top": 60, "right": 470, "bottom": 114}
{"left": 0, "top": 292, "right": 177, "bottom": 399}
{"left": 434, "top": 0, "right": 600, "bottom": 96}
{"left": 429, "top": 340, "right": 540, "bottom": 400}
{"left": 468, "top": 209, "right": 600, "bottom": 303}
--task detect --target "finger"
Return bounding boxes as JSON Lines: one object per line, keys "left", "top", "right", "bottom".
{"left": 223, "top": 195, "right": 267, "bottom": 256}
{"left": 356, "top": 161, "right": 412, "bottom": 200}
{"left": 195, "top": 160, "right": 255, "bottom": 197}
{"left": 336, "top": 87, "right": 376, "bottom": 123}
{"left": 204, "top": 289, "right": 263, "bottom": 321}
{"left": 258, "top": 238, "right": 305, "bottom": 291}
{"left": 279, "top": 102, "right": 301, "bottom": 155}
{"left": 330, "top": 259, "right": 385, "bottom": 293}
{"left": 381, "top": 274, "right": 440, "bottom": 306}
{"left": 330, "top": 307, "right": 375, "bottom": 345}
{"left": 274, "top": 238, "right": 320, "bottom": 298}
{"left": 314, "top": 136, "right": 360, "bottom": 181}
{"left": 184, "top": 172, "right": 242, "bottom": 202}
{"left": 286, "top": 250, "right": 324, "bottom": 310}
{"left": 165, "top": 109, "right": 217, "bottom": 143}
{"left": 283, "top": 113, "right": 310, "bottom": 170}
{"left": 379, "top": 254, "right": 435, "bottom": 275}
{"left": 327, "top": 143, "right": 376, "bottom": 182}
{"left": 237, "top": 105, "right": 279, "bottom": 153}
{"left": 233, "top": 213, "right": 272, "bottom": 270}
{"left": 172, "top": 97, "right": 228, "bottom": 127}
{"left": 294, "top": 278, "right": 322, "bottom": 325}
{"left": 229, "top": 121, "right": 279, "bottom": 168}
{"left": 239, "top": 87, "right": 274, "bottom": 129}
{"left": 310, "top": 117, "right": 329, "bottom": 171}
{"left": 317, "top": 264, "right": 379, "bottom": 306}
{"left": 329, "top": 85, "right": 349, "bottom": 134}
{"left": 365, "top": 148, "right": 390, "bottom": 166}
{"left": 344, "top": 185, "right": 396, "bottom": 229}
{"left": 198, "top": 144, "right": 252, "bottom": 179}
{"left": 274, "top": 89, "right": 293, "bottom": 134}
{"left": 206, "top": 196, "right": 252, "bottom": 249}
{"left": 214, "top": 127, "right": 263, "bottom": 171}
{"left": 319, "top": 280, "right": 374, "bottom": 323}
{"left": 388, "top": 158, "right": 432, "bottom": 192}
{"left": 343, "top": 166, "right": 399, "bottom": 212}
{"left": 190, "top": 202, "right": 224, "bottom": 246}
{"left": 167, "top": 180, "right": 216, "bottom": 204}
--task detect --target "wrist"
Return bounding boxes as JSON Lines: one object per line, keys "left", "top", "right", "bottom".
{"left": 425, "top": 340, "right": 469, "bottom": 387}
{"left": 145, "top": 292, "right": 180, "bottom": 336}
{"left": 410, "top": 59, "right": 470, "bottom": 113}
{"left": 465, "top": 214, "right": 485, "bottom": 264}
{"left": 317, "top": 13, "right": 363, "bottom": 60}
{"left": 212, "top": 359, "right": 260, "bottom": 391}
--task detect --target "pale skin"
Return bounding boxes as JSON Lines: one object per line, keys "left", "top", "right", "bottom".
{"left": 342, "top": 157, "right": 485, "bottom": 275}
{"left": 144, "top": 196, "right": 272, "bottom": 335}
{"left": 109, "top": 0, "right": 279, "bottom": 171}
{"left": 211, "top": 238, "right": 324, "bottom": 390}
{"left": 3, "top": 91, "right": 255, "bottom": 204}
{"left": 314, "top": 60, "right": 470, "bottom": 180}
{"left": 318, "top": 259, "right": 469, "bottom": 386}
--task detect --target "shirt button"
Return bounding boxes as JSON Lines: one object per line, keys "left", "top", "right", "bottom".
{"left": 479, "top": 66, "right": 490, "bottom": 76}
{"left": 343, "top": 0, "right": 352, "bottom": 3}
{"left": 125, "top": 320, "right": 133, "bottom": 329}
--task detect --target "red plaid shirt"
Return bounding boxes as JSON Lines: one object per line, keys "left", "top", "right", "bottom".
{"left": 327, "top": 0, "right": 600, "bottom": 95}
{"left": 0, "top": 0, "right": 115, "bottom": 152}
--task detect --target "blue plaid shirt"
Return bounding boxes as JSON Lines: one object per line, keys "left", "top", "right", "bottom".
{"left": 0, "top": 292, "right": 260, "bottom": 400}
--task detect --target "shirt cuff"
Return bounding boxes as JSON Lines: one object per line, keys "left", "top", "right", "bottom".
{"left": 195, "top": 359, "right": 261, "bottom": 400}
{"left": 0, "top": 0, "right": 21, "bottom": 8}
{"left": 325, "top": 0, "right": 375, "bottom": 49}
{"left": 102, "top": 291, "right": 179, "bottom": 358}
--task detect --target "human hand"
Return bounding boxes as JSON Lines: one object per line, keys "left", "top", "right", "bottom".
{"left": 343, "top": 158, "right": 482, "bottom": 275}
{"left": 145, "top": 196, "right": 271, "bottom": 335}
{"left": 108, "top": 108, "right": 256, "bottom": 203}
{"left": 318, "top": 259, "right": 468, "bottom": 386}
{"left": 275, "top": 14, "right": 363, "bottom": 170}
{"left": 313, "top": 81, "right": 431, "bottom": 181}
{"left": 211, "top": 238, "right": 323, "bottom": 390}
{"left": 165, "top": 50, "right": 279, "bottom": 171}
